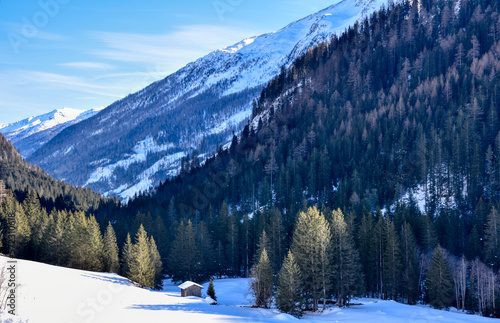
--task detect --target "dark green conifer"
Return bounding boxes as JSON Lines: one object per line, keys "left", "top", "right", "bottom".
{"left": 425, "top": 245, "right": 453, "bottom": 309}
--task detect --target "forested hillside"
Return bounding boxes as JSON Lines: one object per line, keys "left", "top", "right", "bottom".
{"left": 0, "top": 134, "right": 108, "bottom": 212}
{"left": 99, "top": 0, "right": 500, "bottom": 317}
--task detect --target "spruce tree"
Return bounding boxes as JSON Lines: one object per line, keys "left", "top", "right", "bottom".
{"left": 197, "top": 221, "right": 215, "bottom": 280}
{"left": 23, "top": 190, "right": 46, "bottom": 258}
{"left": 330, "top": 208, "right": 364, "bottom": 306}
{"left": 291, "top": 206, "right": 331, "bottom": 311}
{"left": 269, "top": 207, "right": 285, "bottom": 271}
{"left": 86, "top": 215, "right": 105, "bottom": 271}
{"left": 276, "top": 250, "right": 303, "bottom": 317}
{"left": 151, "top": 215, "right": 169, "bottom": 264}
{"left": 484, "top": 207, "right": 500, "bottom": 268}
{"left": 121, "top": 233, "right": 133, "bottom": 277}
{"left": 254, "top": 230, "right": 270, "bottom": 265}
{"left": 383, "top": 219, "right": 401, "bottom": 300}
{"left": 400, "top": 222, "right": 419, "bottom": 304}
{"left": 103, "top": 222, "right": 120, "bottom": 273}
{"left": 168, "top": 220, "right": 199, "bottom": 282}
{"left": 214, "top": 240, "right": 226, "bottom": 279}
{"left": 129, "top": 224, "right": 155, "bottom": 288}
{"left": 357, "top": 211, "right": 375, "bottom": 295}
{"left": 207, "top": 278, "right": 217, "bottom": 302}
{"left": 43, "top": 210, "right": 67, "bottom": 265}
{"left": 425, "top": 245, "right": 453, "bottom": 309}
{"left": 251, "top": 248, "right": 273, "bottom": 308}
{"left": 226, "top": 212, "right": 239, "bottom": 277}
{"left": 11, "top": 201, "right": 31, "bottom": 258}
{"left": 149, "top": 236, "right": 163, "bottom": 289}
{"left": 372, "top": 216, "right": 386, "bottom": 298}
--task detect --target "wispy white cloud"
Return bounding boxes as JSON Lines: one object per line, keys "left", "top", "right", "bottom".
{"left": 93, "top": 71, "right": 165, "bottom": 80}
{"left": 87, "top": 24, "right": 262, "bottom": 74}
{"left": 6, "top": 71, "right": 123, "bottom": 98}
{"left": 59, "top": 62, "right": 115, "bottom": 70}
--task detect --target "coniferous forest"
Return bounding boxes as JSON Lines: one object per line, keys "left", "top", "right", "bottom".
{"left": 0, "top": 0, "right": 500, "bottom": 318}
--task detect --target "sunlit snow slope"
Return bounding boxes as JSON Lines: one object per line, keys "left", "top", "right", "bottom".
{"left": 0, "top": 256, "right": 493, "bottom": 323}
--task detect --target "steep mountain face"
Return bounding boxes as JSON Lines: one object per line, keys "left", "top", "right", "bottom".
{"left": 131, "top": 0, "right": 499, "bottom": 222}
{"left": 29, "top": 0, "right": 389, "bottom": 200}
{"left": 0, "top": 107, "right": 103, "bottom": 158}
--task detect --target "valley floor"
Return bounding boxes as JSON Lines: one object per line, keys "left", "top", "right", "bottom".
{"left": 0, "top": 256, "right": 494, "bottom": 323}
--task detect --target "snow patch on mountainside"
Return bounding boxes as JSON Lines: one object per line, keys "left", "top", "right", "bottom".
{"left": 107, "top": 151, "right": 187, "bottom": 201}
{"left": 207, "top": 108, "right": 252, "bottom": 136}
{"left": 85, "top": 136, "right": 175, "bottom": 186}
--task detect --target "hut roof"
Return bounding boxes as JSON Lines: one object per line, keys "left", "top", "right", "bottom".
{"left": 178, "top": 281, "right": 203, "bottom": 290}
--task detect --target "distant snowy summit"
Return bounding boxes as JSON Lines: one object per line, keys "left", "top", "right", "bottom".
{"left": 0, "top": 107, "right": 104, "bottom": 158}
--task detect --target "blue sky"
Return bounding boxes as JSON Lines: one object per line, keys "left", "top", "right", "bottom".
{"left": 0, "top": 0, "right": 340, "bottom": 124}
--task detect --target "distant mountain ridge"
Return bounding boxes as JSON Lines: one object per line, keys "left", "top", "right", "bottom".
{"left": 28, "top": 0, "right": 389, "bottom": 200}
{"left": 0, "top": 107, "right": 103, "bottom": 158}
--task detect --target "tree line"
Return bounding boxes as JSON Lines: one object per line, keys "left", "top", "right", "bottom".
{"left": 0, "top": 190, "right": 161, "bottom": 289}
{"left": 252, "top": 206, "right": 500, "bottom": 317}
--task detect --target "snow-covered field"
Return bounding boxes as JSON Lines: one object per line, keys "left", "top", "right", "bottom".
{"left": 0, "top": 256, "right": 494, "bottom": 323}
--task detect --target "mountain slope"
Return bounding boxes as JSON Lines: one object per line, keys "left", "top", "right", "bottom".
{"left": 0, "top": 107, "right": 103, "bottom": 158}
{"left": 28, "top": 0, "right": 389, "bottom": 200}
{"left": 127, "top": 0, "right": 499, "bottom": 253}
{"left": 0, "top": 133, "right": 105, "bottom": 211}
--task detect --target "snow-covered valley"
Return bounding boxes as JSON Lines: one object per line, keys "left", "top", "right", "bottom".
{"left": 0, "top": 256, "right": 493, "bottom": 323}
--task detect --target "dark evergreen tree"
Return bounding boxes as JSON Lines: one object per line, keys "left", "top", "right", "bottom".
{"left": 168, "top": 220, "right": 199, "bottom": 282}
{"left": 197, "top": 221, "right": 215, "bottom": 281}
{"left": 207, "top": 278, "right": 217, "bottom": 302}
{"left": 121, "top": 233, "right": 133, "bottom": 276}
{"left": 425, "top": 245, "right": 453, "bottom": 309}
{"left": 400, "top": 222, "right": 419, "bottom": 304}
{"left": 149, "top": 236, "right": 163, "bottom": 289}
{"left": 357, "top": 211, "right": 375, "bottom": 295}
{"left": 383, "top": 219, "right": 401, "bottom": 300}
{"left": 13, "top": 201, "right": 31, "bottom": 258}
{"left": 330, "top": 209, "right": 364, "bottom": 306}
{"left": 484, "top": 207, "right": 500, "bottom": 268}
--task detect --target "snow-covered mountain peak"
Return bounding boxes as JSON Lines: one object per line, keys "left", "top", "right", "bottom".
{"left": 0, "top": 107, "right": 104, "bottom": 158}
{"left": 220, "top": 37, "right": 257, "bottom": 54}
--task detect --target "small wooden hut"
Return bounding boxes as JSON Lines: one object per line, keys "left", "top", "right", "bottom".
{"left": 178, "top": 281, "right": 203, "bottom": 297}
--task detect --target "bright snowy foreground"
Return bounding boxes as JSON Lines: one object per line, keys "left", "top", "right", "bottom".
{"left": 0, "top": 256, "right": 494, "bottom": 323}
